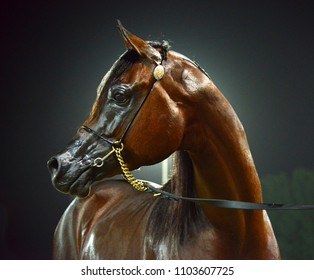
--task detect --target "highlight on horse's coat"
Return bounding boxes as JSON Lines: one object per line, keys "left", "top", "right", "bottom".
{"left": 47, "top": 21, "right": 281, "bottom": 259}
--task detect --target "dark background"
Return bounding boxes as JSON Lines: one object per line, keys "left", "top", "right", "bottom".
{"left": 1, "top": 0, "right": 313, "bottom": 259}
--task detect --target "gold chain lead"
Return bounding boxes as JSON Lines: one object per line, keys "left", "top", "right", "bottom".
{"left": 113, "top": 143, "right": 148, "bottom": 192}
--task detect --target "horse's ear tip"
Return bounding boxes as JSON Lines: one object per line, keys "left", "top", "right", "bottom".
{"left": 117, "top": 20, "right": 130, "bottom": 38}
{"left": 117, "top": 20, "right": 125, "bottom": 32}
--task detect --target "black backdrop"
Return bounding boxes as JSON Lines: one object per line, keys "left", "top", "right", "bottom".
{"left": 1, "top": 1, "right": 313, "bottom": 259}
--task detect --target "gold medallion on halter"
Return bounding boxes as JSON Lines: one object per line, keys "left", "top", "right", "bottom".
{"left": 153, "top": 65, "right": 164, "bottom": 80}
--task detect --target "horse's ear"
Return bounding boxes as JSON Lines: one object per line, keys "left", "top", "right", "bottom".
{"left": 117, "top": 20, "right": 162, "bottom": 65}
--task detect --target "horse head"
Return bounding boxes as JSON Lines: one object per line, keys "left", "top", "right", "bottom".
{"left": 47, "top": 21, "right": 207, "bottom": 197}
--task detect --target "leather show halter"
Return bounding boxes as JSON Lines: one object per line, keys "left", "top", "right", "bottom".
{"left": 81, "top": 58, "right": 314, "bottom": 211}
{"left": 81, "top": 60, "right": 165, "bottom": 192}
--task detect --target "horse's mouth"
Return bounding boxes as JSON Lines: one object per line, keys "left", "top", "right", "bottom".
{"left": 52, "top": 167, "right": 92, "bottom": 198}
{"left": 69, "top": 170, "right": 93, "bottom": 198}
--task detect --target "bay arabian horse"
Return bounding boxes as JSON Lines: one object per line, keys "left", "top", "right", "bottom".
{"left": 47, "top": 22, "right": 280, "bottom": 259}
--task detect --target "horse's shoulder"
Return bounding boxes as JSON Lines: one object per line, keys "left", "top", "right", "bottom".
{"left": 54, "top": 179, "right": 158, "bottom": 259}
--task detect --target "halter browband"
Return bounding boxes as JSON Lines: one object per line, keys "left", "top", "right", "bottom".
{"left": 81, "top": 61, "right": 314, "bottom": 211}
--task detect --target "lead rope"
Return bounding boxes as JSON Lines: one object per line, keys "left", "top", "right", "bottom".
{"left": 112, "top": 143, "right": 314, "bottom": 209}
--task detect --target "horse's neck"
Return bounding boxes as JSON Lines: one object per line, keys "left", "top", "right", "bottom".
{"left": 189, "top": 95, "right": 262, "bottom": 202}
{"left": 183, "top": 83, "right": 264, "bottom": 236}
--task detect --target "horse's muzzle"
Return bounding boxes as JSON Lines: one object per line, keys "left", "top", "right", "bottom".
{"left": 47, "top": 155, "right": 70, "bottom": 194}
{"left": 47, "top": 154, "right": 92, "bottom": 197}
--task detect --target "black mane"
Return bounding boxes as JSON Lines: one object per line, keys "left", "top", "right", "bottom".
{"left": 145, "top": 151, "right": 206, "bottom": 258}
{"left": 147, "top": 40, "right": 171, "bottom": 61}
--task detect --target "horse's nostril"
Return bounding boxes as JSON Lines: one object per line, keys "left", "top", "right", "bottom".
{"left": 47, "top": 157, "right": 59, "bottom": 176}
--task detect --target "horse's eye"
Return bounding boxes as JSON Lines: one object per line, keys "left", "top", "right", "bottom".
{"left": 113, "top": 91, "right": 129, "bottom": 104}
{"left": 110, "top": 84, "right": 131, "bottom": 104}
